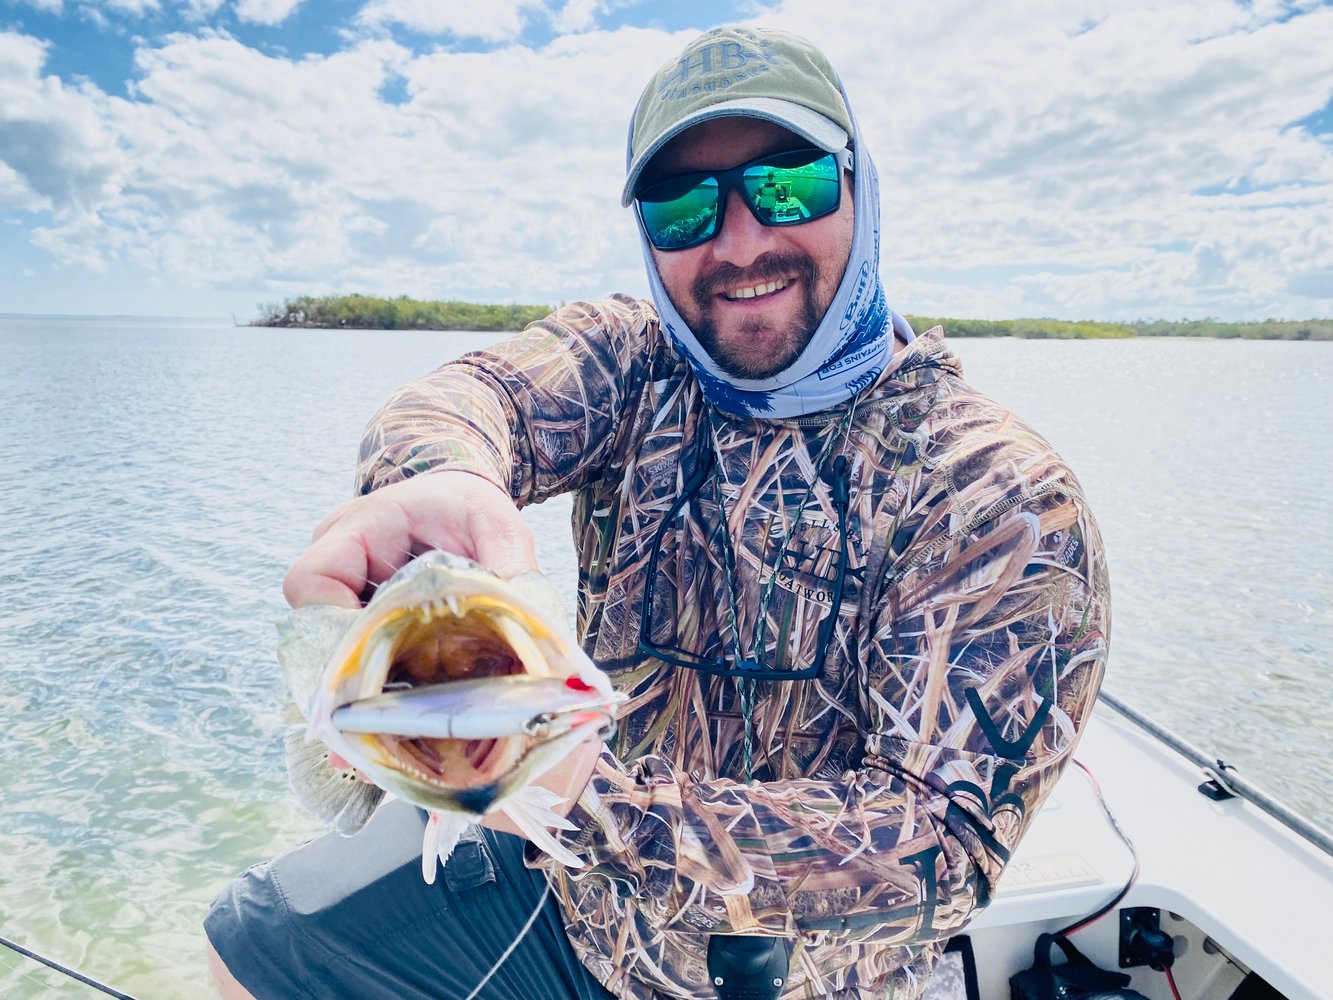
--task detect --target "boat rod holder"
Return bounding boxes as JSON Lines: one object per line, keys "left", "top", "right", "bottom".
{"left": 1198, "top": 761, "right": 1239, "bottom": 801}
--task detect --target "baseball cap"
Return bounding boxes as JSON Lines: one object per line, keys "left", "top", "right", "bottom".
{"left": 622, "top": 26, "right": 852, "bottom": 207}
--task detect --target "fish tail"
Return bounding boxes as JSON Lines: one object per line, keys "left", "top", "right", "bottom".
{"left": 285, "top": 726, "right": 384, "bottom": 835}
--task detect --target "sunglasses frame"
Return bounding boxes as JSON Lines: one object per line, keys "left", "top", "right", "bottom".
{"left": 635, "top": 146, "right": 854, "bottom": 252}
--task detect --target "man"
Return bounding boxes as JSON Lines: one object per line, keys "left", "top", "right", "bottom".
{"left": 206, "top": 25, "right": 1110, "bottom": 1000}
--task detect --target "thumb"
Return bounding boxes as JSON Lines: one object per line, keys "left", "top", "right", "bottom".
{"left": 464, "top": 498, "right": 538, "bottom": 579}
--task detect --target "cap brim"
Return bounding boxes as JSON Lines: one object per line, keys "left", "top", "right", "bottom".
{"left": 621, "top": 97, "right": 850, "bottom": 207}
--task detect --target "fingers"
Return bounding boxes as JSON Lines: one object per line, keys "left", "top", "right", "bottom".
{"left": 283, "top": 539, "right": 368, "bottom": 609}
{"left": 284, "top": 499, "right": 410, "bottom": 608}
{"left": 283, "top": 471, "right": 539, "bottom": 609}
{"left": 463, "top": 496, "right": 538, "bottom": 579}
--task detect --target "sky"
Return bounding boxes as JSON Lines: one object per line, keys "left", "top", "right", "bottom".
{"left": 1, "top": 0, "right": 1330, "bottom": 321}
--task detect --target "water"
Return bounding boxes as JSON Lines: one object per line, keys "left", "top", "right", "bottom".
{"left": 1, "top": 316, "right": 1329, "bottom": 997}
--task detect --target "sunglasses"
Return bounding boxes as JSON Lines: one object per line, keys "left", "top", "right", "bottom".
{"left": 636, "top": 146, "right": 853, "bottom": 252}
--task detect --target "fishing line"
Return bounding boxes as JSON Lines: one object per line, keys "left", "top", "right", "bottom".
{"left": 0, "top": 932, "right": 140, "bottom": 1000}
{"left": 461, "top": 879, "right": 552, "bottom": 1000}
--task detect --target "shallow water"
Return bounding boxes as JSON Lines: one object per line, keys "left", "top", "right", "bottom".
{"left": 0, "top": 317, "right": 1329, "bottom": 997}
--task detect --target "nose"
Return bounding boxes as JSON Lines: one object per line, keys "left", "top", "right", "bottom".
{"left": 708, "top": 187, "right": 779, "bottom": 267}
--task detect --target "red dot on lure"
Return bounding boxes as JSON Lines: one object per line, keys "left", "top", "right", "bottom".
{"left": 565, "top": 677, "right": 595, "bottom": 692}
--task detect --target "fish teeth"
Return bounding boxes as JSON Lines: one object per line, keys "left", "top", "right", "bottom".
{"left": 363, "top": 635, "right": 393, "bottom": 690}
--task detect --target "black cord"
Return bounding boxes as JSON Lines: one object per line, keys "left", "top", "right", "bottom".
{"left": 1054, "top": 759, "right": 1140, "bottom": 937}
{"left": 0, "top": 932, "right": 140, "bottom": 1000}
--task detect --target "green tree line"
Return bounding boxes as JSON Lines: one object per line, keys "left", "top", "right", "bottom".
{"left": 253, "top": 295, "right": 553, "bottom": 331}
{"left": 904, "top": 316, "right": 1333, "bottom": 340}
{"left": 253, "top": 295, "right": 1332, "bottom": 339}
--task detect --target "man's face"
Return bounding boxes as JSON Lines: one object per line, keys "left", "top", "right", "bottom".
{"left": 644, "top": 117, "right": 855, "bottom": 380}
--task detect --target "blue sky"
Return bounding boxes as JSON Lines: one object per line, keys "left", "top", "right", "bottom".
{"left": 2, "top": 0, "right": 1331, "bottom": 320}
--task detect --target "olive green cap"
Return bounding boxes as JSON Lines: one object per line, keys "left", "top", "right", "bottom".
{"left": 622, "top": 26, "right": 851, "bottom": 207}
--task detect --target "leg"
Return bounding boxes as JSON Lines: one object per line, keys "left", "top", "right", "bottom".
{"left": 204, "top": 800, "right": 612, "bottom": 1000}
{"left": 207, "top": 937, "right": 258, "bottom": 1000}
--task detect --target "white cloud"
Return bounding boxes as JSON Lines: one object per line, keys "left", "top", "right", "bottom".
{"left": 754, "top": 0, "right": 1333, "bottom": 318}
{"left": 14, "top": 0, "right": 296, "bottom": 22}
{"left": 181, "top": 0, "right": 227, "bottom": 18}
{"left": 0, "top": 31, "right": 50, "bottom": 86}
{"left": 0, "top": 32, "right": 126, "bottom": 222}
{"left": 551, "top": 0, "right": 599, "bottom": 33}
{"left": 233, "top": 0, "right": 304, "bottom": 25}
{"left": 355, "top": 0, "right": 547, "bottom": 42}
{"left": 550, "top": 0, "right": 634, "bottom": 33}
{"left": 101, "top": 0, "right": 162, "bottom": 14}
{"left": 1, "top": 2, "right": 1331, "bottom": 318}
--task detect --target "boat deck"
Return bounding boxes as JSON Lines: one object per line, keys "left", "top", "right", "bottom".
{"left": 967, "top": 702, "right": 1333, "bottom": 1000}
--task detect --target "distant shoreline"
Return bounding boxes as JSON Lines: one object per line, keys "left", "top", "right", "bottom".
{"left": 251, "top": 294, "right": 551, "bottom": 332}
{"left": 248, "top": 295, "right": 1333, "bottom": 340}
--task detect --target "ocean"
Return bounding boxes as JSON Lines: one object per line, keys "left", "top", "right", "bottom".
{"left": 1, "top": 315, "right": 1329, "bottom": 996}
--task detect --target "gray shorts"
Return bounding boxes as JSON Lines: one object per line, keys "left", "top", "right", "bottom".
{"left": 204, "top": 800, "right": 614, "bottom": 1000}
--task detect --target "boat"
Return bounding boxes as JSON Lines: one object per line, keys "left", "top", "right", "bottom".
{"left": 938, "top": 692, "right": 1333, "bottom": 1000}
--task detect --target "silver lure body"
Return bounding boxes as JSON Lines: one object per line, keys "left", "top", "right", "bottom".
{"left": 330, "top": 675, "right": 614, "bottom": 739}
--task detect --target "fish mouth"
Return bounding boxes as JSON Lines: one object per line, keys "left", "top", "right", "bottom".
{"left": 350, "top": 596, "right": 549, "bottom": 793}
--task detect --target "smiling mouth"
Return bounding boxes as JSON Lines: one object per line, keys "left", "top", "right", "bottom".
{"left": 721, "top": 278, "right": 790, "bottom": 301}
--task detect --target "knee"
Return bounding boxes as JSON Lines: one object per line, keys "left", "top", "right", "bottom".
{"left": 206, "top": 936, "right": 258, "bottom": 1000}
{"left": 203, "top": 862, "right": 306, "bottom": 999}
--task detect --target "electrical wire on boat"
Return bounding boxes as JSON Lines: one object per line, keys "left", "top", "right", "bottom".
{"left": 1163, "top": 965, "right": 1183, "bottom": 1000}
{"left": 1054, "top": 760, "right": 1140, "bottom": 937}
{"left": 0, "top": 931, "right": 140, "bottom": 1000}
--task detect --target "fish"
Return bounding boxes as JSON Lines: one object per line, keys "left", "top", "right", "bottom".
{"left": 278, "top": 550, "right": 624, "bottom": 883}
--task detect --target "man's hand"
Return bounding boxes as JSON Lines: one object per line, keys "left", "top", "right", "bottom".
{"left": 283, "top": 471, "right": 537, "bottom": 610}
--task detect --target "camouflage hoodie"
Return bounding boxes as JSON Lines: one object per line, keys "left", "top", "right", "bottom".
{"left": 355, "top": 294, "right": 1111, "bottom": 1000}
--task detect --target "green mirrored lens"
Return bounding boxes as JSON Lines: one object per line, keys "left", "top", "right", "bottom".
{"left": 743, "top": 151, "right": 840, "bottom": 225}
{"left": 636, "top": 148, "right": 845, "bottom": 250}
{"left": 639, "top": 176, "right": 719, "bottom": 250}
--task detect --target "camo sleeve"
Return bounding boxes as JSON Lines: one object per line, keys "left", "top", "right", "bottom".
{"left": 552, "top": 464, "right": 1109, "bottom": 948}
{"left": 354, "top": 294, "right": 659, "bottom": 502}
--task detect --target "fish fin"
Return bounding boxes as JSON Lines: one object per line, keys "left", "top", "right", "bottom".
{"left": 500, "top": 786, "right": 584, "bottom": 869}
{"left": 421, "top": 811, "right": 473, "bottom": 884}
{"left": 284, "top": 725, "right": 383, "bottom": 835}
{"left": 421, "top": 813, "right": 440, "bottom": 884}
{"left": 277, "top": 605, "right": 361, "bottom": 714}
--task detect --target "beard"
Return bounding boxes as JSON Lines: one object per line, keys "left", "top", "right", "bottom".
{"left": 688, "top": 251, "right": 821, "bottom": 379}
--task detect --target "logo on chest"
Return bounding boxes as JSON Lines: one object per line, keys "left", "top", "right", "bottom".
{"left": 762, "top": 516, "right": 860, "bottom": 606}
